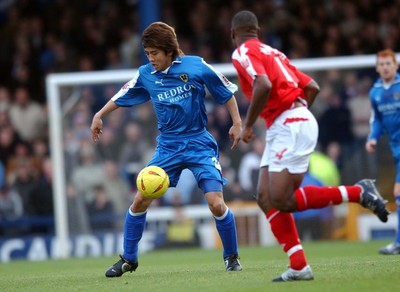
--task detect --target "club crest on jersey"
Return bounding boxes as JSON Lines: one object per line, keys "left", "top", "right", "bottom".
{"left": 394, "top": 92, "right": 400, "bottom": 100}
{"left": 180, "top": 74, "right": 188, "bottom": 82}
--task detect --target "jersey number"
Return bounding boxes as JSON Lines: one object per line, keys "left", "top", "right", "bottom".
{"left": 212, "top": 157, "right": 222, "bottom": 172}
{"left": 260, "top": 44, "right": 298, "bottom": 87}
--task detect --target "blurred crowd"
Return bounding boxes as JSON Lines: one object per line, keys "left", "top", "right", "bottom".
{"left": 0, "top": 0, "right": 397, "bottom": 237}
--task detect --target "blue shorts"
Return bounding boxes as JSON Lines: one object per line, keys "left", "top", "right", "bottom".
{"left": 147, "top": 129, "right": 226, "bottom": 192}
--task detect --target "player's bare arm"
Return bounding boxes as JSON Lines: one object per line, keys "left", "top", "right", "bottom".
{"left": 90, "top": 100, "right": 119, "bottom": 142}
{"left": 303, "top": 79, "right": 320, "bottom": 108}
{"left": 224, "top": 95, "right": 242, "bottom": 149}
{"left": 242, "top": 75, "right": 270, "bottom": 143}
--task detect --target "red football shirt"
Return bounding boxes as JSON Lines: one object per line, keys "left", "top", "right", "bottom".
{"left": 232, "top": 39, "right": 312, "bottom": 128}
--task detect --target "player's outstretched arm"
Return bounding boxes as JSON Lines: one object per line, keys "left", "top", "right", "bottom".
{"left": 90, "top": 100, "right": 119, "bottom": 143}
{"left": 224, "top": 96, "right": 242, "bottom": 149}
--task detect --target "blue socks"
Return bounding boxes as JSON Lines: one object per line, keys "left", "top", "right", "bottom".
{"left": 123, "top": 208, "right": 147, "bottom": 262}
{"left": 395, "top": 196, "right": 400, "bottom": 244}
{"left": 122, "top": 207, "right": 239, "bottom": 261}
{"left": 214, "top": 208, "right": 239, "bottom": 258}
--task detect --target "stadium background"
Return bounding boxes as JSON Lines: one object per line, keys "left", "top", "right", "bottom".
{"left": 1, "top": 0, "right": 399, "bottom": 260}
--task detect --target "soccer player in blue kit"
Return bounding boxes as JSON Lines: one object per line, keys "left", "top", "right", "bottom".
{"left": 90, "top": 22, "right": 243, "bottom": 277}
{"left": 366, "top": 49, "right": 400, "bottom": 255}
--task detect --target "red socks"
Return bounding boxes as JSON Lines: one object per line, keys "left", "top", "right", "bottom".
{"left": 267, "top": 209, "right": 307, "bottom": 270}
{"left": 266, "top": 185, "right": 362, "bottom": 270}
{"left": 295, "top": 185, "right": 361, "bottom": 211}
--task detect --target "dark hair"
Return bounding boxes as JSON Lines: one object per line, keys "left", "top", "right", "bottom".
{"left": 142, "top": 22, "right": 184, "bottom": 59}
{"left": 231, "top": 10, "right": 260, "bottom": 32}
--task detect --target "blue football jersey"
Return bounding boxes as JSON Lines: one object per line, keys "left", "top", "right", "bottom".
{"left": 368, "top": 73, "right": 400, "bottom": 144}
{"left": 111, "top": 56, "right": 238, "bottom": 135}
{"left": 369, "top": 72, "right": 400, "bottom": 181}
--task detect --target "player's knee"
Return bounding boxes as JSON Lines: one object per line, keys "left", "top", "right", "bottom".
{"left": 208, "top": 199, "right": 226, "bottom": 217}
{"left": 270, "top": 195, "right": 296, "bottom": 212}
{"left": 131, "top": 192, "right": 152, "bottom": 212}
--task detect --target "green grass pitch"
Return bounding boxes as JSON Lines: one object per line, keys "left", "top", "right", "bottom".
{"left": 1, "top": 240, "right": 399, "bottom": 292}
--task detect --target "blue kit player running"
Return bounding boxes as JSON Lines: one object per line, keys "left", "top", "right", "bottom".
{"left": 90, "top": 22, "right": 243, "bottom": 276}
{"left": 366, "top": 49, "right": 400, "bottom": 255}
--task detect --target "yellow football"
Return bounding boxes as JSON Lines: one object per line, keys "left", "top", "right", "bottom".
{"left": 136, "top": 166, "right": 170, "bottom": 199}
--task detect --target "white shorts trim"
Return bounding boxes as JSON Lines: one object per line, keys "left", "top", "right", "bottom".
{"left": 261, "top": 107, "right": 318, "bottom": 173}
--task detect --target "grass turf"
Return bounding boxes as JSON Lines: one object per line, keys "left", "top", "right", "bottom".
{"left": 1, "top": 240, "right": 399, "bottom": 292}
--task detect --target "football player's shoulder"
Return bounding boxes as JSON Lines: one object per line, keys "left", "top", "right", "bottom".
{"left": 369, "top": 80, "right": 382, "bottom": 98}
{"left": 181, "top": 55, "right": 203, "bottom": 64}
{"left": 139, "top": 63, "right": 154, "bottom": 75}
{"left": 372, "top": 78, "right": 383, "bottom": 89}
{"left": 393, "top": 73, "right": 400, "bottom": 87}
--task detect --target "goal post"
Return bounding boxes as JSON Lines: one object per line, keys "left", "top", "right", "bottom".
{"left": 45, "top": 54, "right": 395, "bottom": 258}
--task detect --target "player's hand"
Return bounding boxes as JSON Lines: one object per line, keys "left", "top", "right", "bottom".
{"left": 241, "top": 126, "right": 256, "bottom": 143}
{"left": 90, "top": 115, "right": 103, "bottom": 143}
{"left": 229, "top": 123, "right": 242, "bottom": 149}
{"left": 365, "top": 140, "right": 377, "bottom": 153}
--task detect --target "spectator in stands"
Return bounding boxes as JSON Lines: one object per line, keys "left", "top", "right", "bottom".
{"left": 238, "top": 137, "right": 264, "bottom": 195}
{"left": 86, "top": 184, "right": 115, "bottom": 231}
{"left": 66, "top": 182, "right": 91, "bottom": 235}
{"left": 95, "top": 125, "right": 121, "bottom": 161}
{"left": 0, "top": 125, "right": 19, "bottom": 167}
{"left": 0, "top": 86, "right": 11, "bottom": 113}
{"left": 9, "top": 86, "right": 47, "bottom": 143}
{"left": 31, "top": 138, "right": 50, "bottom": 172}
{"left": 0, "top": 184, "right": 24, "bottom": 236}
{"left": 10, "top": 157, "right": 39, "bottom": 217}
{"left": 308, "top": 150, "right": 341, "bottom": 188}
{"left": 347, "top": 74, "right": 377, "bottom": 181}
{"left": 63, "top": 128, "right": 81, "bottom": 181}
{"left": 208, "top": 105, "right": 233, "bottom": 151}
{"left": 118, "top": 121, "right": 151, "bottom": 187}
{"left": 6, "top": 141, "right": 41, "bottom": 185}
{"left": 102, "top": 160, "right": 132, "bottom": 226}
{"left": 119, "top": 25, "right": 142, "bottom": 68}
{"left": 318, "top": 93, "right": 355, "bottom": 172}
{"left": 160, "top": 191, "right": 199, "bottom": 248}
{"left": 70, "top": 140, "right": 105, "bottom": 202}
{"left": 27, "top": 156, "right": 54, "bottom": 234}
{"left": 105, "top": 47, "right": 129, "bottom": 70}
{"left": 0, "top": 111, "right": 11, "bottom": 129}
{"left": 70, "top": 105, "right": 92, "bottom": 143}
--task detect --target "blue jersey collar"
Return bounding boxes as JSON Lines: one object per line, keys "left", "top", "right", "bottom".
{"left": 150, "top": 57, "right": 183, "bottom": 74}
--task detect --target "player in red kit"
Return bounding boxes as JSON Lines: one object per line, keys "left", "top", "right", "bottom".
{"left": 230, "top": 10, "right": 390, "bottom": 282}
